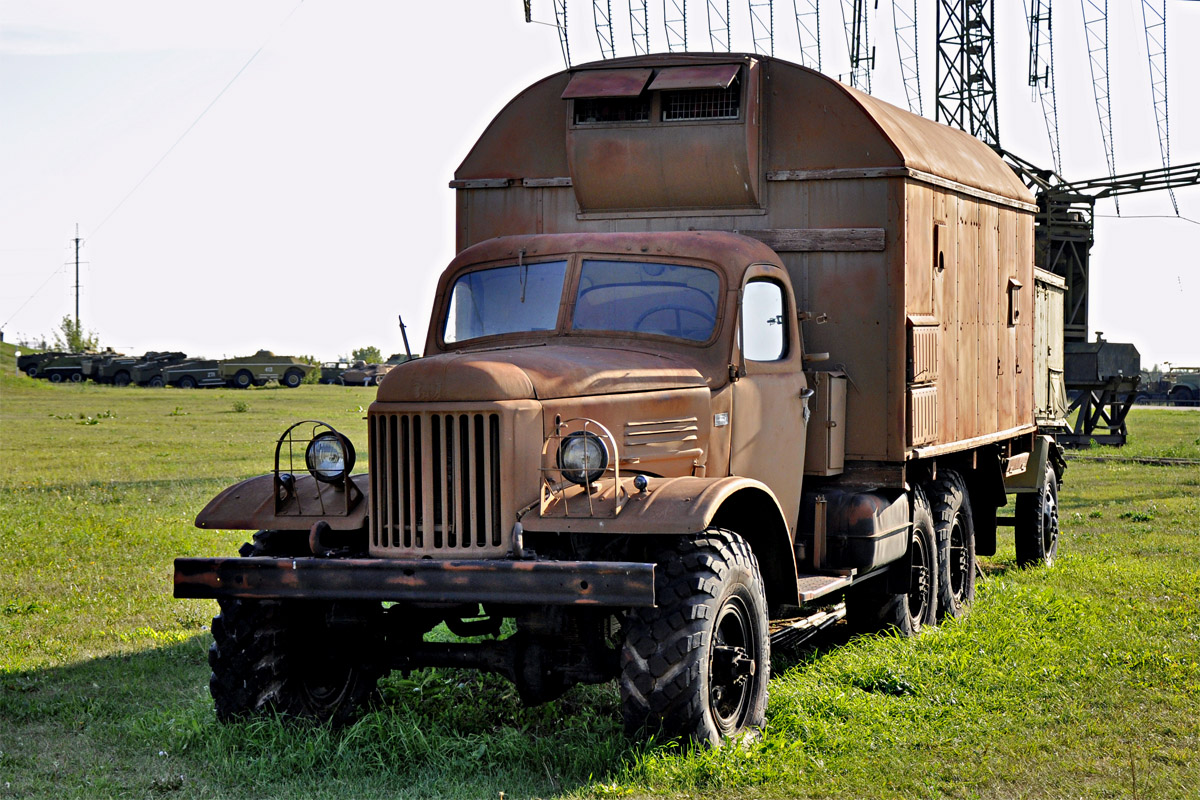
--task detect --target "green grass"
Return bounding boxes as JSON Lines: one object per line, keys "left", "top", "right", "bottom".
{"left": 2, "top": 339, "right": 1198, "bottom": 798}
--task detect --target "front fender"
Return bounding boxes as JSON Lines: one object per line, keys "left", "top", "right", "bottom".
{"left": 196, "top": 473, "right": 369, "bottom": 531}
{"left": 523, "top": 476, "right": 798, "bottom": 606}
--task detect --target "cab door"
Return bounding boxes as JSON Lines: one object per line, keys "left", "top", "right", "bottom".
{"left": 730, "top": 266, "right": 810, "bottom": 534}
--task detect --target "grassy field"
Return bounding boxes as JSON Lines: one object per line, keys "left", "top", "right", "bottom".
{"left": 2, "top": 340, "right": 1198, "bottom": 799}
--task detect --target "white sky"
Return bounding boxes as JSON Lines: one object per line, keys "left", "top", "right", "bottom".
{"left": 2, "top": 1, "right": 1197, "bottom": 366}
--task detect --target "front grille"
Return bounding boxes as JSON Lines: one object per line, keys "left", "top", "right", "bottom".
{"left": 370, "top": 411, "right": 505, "bottom": 557}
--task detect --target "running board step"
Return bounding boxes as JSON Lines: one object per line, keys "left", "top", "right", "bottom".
{"left": 769, "top": 603, "right": 846, "bottom": 650}
{"left": 796, "top": 572, "right": 854, "bottom": 602}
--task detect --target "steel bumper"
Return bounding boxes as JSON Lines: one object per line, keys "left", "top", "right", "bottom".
{"left": 174, "top": 557, "right": 656, "bottom": 607}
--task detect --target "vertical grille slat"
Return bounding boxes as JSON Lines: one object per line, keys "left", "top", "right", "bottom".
{"left": 369, "top": 410, "right": 506, "bottom": 558}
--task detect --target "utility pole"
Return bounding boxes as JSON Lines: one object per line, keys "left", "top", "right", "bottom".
{"left": 74, "top": 224, "right": 82, "bottom": 330}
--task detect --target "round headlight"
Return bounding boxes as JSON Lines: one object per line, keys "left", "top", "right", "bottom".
{"left": 306, "top": 432, "right": 356, "bottom": 483}
{"left": 557, "top": 431, "right": 609, "bottom": 485}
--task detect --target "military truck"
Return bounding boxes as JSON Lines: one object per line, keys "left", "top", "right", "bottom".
{"left": 1164, "top": 367, "right": 1200, "bottom": 406}
{"left": 176, "top": 54, "right": 1066, "bottom": 746}
{"left": 163, "top": 359, "right": 225, "bottom": 389}
{"left": 219, "top": 350, "right": 312, "bottom": 388}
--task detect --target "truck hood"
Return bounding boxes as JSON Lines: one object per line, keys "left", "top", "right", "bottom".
{"left": 376, "top": 345, "right": 708, "bottom": 402}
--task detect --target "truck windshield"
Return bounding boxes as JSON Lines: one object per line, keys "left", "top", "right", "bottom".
{"left": 444, "top": 260, "right": 568, "bottom": 344}
{"left": 572, "top": 259, "right": 720, "bottom": 342}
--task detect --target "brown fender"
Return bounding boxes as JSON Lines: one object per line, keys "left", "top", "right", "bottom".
{"left": 523, "top": 475, "right": 799, "bottom": 607}
{"left": 196, "top": 473, "right": 369, "bottom": 531}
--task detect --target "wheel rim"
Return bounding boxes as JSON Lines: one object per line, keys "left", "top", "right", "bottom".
{"left": 1042, "top": 487, "right": 1059, "bottom": 564}
{"left": 708, "top": 594, "right": 756, "bottom": 734}
{"left": 908, "top": 531, "right": 930, "bottom": 622}
{"left": 949, "top": 514, "right": 969, "bottom": 602}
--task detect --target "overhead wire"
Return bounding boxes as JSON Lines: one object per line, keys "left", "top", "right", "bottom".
{"left": 86, "top": 0, "right": 307, "bottom": 243}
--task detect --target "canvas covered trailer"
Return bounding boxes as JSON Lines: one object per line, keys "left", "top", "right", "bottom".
{"left": 450, "top": 53, "right": 1041, "bottom": 476}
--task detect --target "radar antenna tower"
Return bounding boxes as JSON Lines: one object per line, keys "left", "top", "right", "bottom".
{"left": 793, "top": 0, "right": 822, "bottom": 70}
{"left": 708, "top": 1, "right": 732, "bottom": 50}
{"left": 749, "top": 0, "right": 776, "bottom": 55}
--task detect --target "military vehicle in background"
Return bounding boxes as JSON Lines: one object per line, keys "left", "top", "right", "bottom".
{"left": 163, "top": 359, "right": 225, "bottom": 389}
{"left": 128, "top": 352, "right": 189, "bottom": 387}
{"left": 79, "top": 350, "right": 129, "bottom": 382}
{"left": 18, "top": 351, "right": 69, "bottom": 378}
{"left": 219, "top": 351, "right": 313, "bottom": 388}
{"left": 319, "top": 361, "right": 352, "bottom": 384}
{"left": 39, "top": 353, "right": 91, "bottom": 382}
{"left": 1164, "top": 367, "right": 1200, "bottom": 406}
{"left": 337, "top": 355, "right": 417, "bottom": 386}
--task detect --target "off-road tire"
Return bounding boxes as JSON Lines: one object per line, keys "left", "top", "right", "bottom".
{"left": 49, "top": 372, "right": 63, "bottom": 383}
{"left": 846, "top": 486, "right": 938, "bottom": 636}
{"left": 927, "top": 471, "right": 975, "bottom": 621}
{"left": 1015, "top": 463, "right": 1059, "bottom": 568}
{"left": 113, "top": 371, "right": 131, "bottom": 387}
{"left": 148, "top": 375, "right": 164, "bottom": 388}
{"left": 25, "top": 366, "right": 38, "bottom": 378}
{"left": 619, "top": 529, "right": 769, "bottom": 747}
{"left": 233, "top": 370, "right": 253, "bottom": 389}
{"left": 207, "top": 532, "right": 383, "bottom": 726}
{"left": 70, "top": 372, "right": 83, "bottom": 382}
{"left": 282, "top": 369, "right": 303, "bottom": 388}
{"left": 178, "top": 375, "right": 197, "bottom": 389}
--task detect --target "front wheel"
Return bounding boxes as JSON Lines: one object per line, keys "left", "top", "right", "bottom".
{"left": 282, "top": 369, "right": 303, "bottom": 388}
{"left": 147, "top": 376, "right": 164, "bottom": 388}
{"left": 209, "top": 598, "right": 383, "bottom": 726}
{"left": 113, "top": 371, "right": 131, "bottom": 387}
{"left": 233, "top": 370, "right": 253, "bottom": 389}
{"left": 620, "top": 529, "right": 769, "bottom": 747}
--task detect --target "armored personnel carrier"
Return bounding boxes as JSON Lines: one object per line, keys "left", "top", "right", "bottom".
{"left": 163, "top": 360, "right": 225, "bottom": 389}
{"left": 219, "top": 351, "right": 312, "bottom": 388}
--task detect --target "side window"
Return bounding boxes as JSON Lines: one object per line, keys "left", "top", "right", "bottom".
{"left": 742, "top": 280, "right": 786, "bottom": 362}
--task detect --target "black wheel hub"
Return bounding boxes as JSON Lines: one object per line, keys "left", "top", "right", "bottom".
{"left": 709, "top": 596, "right": 757, "bottom": 732}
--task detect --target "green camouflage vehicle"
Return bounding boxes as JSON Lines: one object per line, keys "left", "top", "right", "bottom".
{"left": 319, "top": 361, "right": 352, "bottom": 384}
{"left": 219, "top": 351, "right": 313, "bottom": 389}
{"left": 163, "top": 360, "right": 225, "bottom": 389}
{"left": 18, "top": 351, "right": 68, "bottom": 378}
{"left": 39, "top": 353, "right": 90, "bottom": 383}
{"left": 1166, "top": 367, "right": 1200, "bottom": 406}
{"left": 128, "top": 352, "right": 189, "bottom": 387}
{"left": 80, "top": 350, "right": 129, "bottom": 382}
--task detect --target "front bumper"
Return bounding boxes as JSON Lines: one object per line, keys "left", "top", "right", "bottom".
{"left": 174, "top": 557, "right": 656, "bottom": 607}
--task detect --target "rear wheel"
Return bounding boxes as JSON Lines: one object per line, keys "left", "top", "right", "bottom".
{"left": 928, "top": 471, "right": 976, "bottom": 621}
{"left": 233, "top": 370, "right": 253, "bottom": 389}
{"left": 1015, "top": 463, "right": 1059, "bottom": 567}
{"left": 148, "top": 375, "right": 164, "bottom": 388}
{"left": 846, "top": 487, "right": 938, "bottom": 636}
{"left": 178, "top": 375, "right": 197, "bottom": 389}
{"left": 49, "top": 372, "right": 63, "bottom": 383}
{"left": 113, "top": 371, "right": 131, "bottom": 387}
{"left": 620, "top": 529, "right": 769, "bottom": 747}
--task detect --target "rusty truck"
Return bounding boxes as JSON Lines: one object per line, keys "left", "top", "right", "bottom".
{"left": 175, "top": 54, "right": 1066, "bottom": 746}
